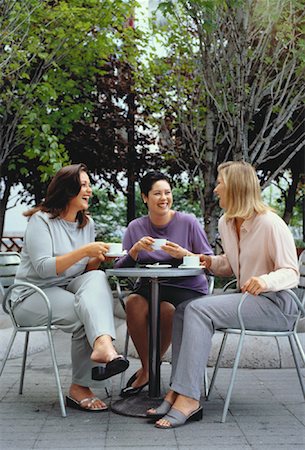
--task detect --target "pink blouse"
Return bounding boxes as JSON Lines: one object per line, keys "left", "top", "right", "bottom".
{"left": 210, "top": 210, "right": 299, "bottom": 291}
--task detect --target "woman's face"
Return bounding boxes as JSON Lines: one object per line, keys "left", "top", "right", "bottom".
{"left": 143, "top": 180, "right": 173, "bottom": 216}
{"left": 214, "top": 174, "right": 227, "bottom": 209}
{"left": 68, "top": 171, "right": 92, "bottom": 213}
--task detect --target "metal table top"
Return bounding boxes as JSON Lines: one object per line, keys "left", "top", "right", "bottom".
{"left": 106, "top": 267, "right": 204, "bottom": 278}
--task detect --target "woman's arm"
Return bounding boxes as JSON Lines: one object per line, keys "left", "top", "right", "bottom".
{"left": 200, "top": 253, "right": 234, "bottom": 277}
{"left": 259, "top": 217, "right": 299, "bottom": 291}
{"left": 56, "top": 241, "right": 109, "bottom": 274}
{"left": 26, "top": 214, "right": 110, "bottom": 276}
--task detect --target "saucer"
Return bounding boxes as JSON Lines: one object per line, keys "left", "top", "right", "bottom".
{"left": 178, "top": 264, "right": 202, "bottom": 269}
{"left": 145, "top": 264, "right": 172, "bottom": 269}
{"left": 106, "top": 250, "right": 127, "bottom": 257}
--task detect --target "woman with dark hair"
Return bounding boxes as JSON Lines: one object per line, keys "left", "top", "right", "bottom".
{"left": 12, "top": 164, "right": 129, "bottom": 412}
{"left": 150, "top": 161, "right": 299, "bottom": 429}
{"left": 115, "top": 171, "right": 213, "bottom": 396}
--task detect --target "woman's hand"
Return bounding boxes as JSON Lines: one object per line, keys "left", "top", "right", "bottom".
{"left": 241, "top": 276, "right": 267, "bottom": 296}
{"left": 128, "top": 236, "right": 154, "bottom": 261}
{"left": 134, "top": 236, "right": 155, "bottom": 252}
{"left": 199, "top": 254, "right": 212, "bottom": 270}
{"left": 56, "top": 241, "right": 110, "bottom": 274}
{"left": 162, "top": 241, "right": 190, "bottom": 259}
{"left": 83, "top": 242, "right": 110, "bottom": 260}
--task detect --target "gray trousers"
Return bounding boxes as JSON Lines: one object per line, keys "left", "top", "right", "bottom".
{"left": 170, "top": 291, "right": 298, "bottom": 401}
{"left": 13, "top": 270, "right": 116, "bottom": 387}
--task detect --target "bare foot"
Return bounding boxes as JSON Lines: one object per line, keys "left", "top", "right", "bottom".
{"left": 69, "top": 384, "right": 107, "bottom": 410}
{"left": 155, "top": 394, "right": 199, "bottom": 428}
{"left": 130, "top": 367, "right": 149, "bottom": 388}
{"left": 147, "top": 390, "right": 177, "bottom": 415}
{"left": 91, "top": 335, "right": 118, "bottom": 363}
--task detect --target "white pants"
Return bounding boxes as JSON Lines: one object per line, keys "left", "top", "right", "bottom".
{"left": 13, "top": 270, "right": 116, "bottom": 386}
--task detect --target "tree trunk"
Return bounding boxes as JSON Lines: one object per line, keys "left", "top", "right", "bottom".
{"left": 203, "top": 103, "right": 220, "bottom": 246}
{"left": 0, "top": 178, "right": 12, "bottom": 240}
{"left": 282, "top": 162, "right": 302, "bottom": 225}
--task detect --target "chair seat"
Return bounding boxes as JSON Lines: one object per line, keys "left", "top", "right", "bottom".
{"left": 217, "top": 327, "right": 295, "bottom": 337}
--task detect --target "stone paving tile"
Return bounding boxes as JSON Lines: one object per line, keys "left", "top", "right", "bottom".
{"left": 179, "top": 447, "right": 252, "bottom": 450}
{"left": 251, "top": 446, "right": 305, "bottom": 450}
{"left": 0, "top": 330, "right": 304, "bottom": 450}
{"left": 0, "top": 443, "right": 37, "bottom": 450}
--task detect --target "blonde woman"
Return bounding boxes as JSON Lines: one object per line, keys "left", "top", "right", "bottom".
{"left": 148, "top": 161, "right": 299, "bottom": 428}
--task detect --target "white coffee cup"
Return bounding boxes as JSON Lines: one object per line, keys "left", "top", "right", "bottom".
{"left": 108, "top": 243, "right": 123, "bottom": 254}
{"left": 152, "top": 238, "right": 167, "bottom": 250}
{"left": 182, "top": 255, "right": 200, "bottom": 267}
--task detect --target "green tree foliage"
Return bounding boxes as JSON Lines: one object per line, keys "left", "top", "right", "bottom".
{"left": 0, "top": 0, "right": 139, "bottom": 236}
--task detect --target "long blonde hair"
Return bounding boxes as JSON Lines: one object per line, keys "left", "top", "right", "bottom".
{"left": 218, "top": 161, "right": 270, "bottom": 220}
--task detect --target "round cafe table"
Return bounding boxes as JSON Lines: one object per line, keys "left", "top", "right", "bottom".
{"left": 105, "top": 267, "right": 204, "bottom": 417}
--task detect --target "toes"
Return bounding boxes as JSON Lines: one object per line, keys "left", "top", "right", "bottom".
{"left": 88, "top": 398, "right": 107, "bottom": 410}
{"left": 155, "top": 419, "right": 171, "bottom": 428}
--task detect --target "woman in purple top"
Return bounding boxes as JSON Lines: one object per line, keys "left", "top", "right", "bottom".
{"left": 115, "top": 171, "right": 213, "bottom": 396}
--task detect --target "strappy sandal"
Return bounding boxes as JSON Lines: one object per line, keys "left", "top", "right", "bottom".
{"left": 146, "top": 400, "right": 172, "bottom": 419}
{"left": 92, "top": 355, "right": 129, "bottom": 380}
{"left": 155, "top": 406, "right": 203, "bottom": 429}
{"left": 66, "top": 395, "right": 108, "bottom": 413}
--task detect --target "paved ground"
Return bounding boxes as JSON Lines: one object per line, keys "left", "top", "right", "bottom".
{"left": 0, "top": 331, "right": 304, "bottom": 450}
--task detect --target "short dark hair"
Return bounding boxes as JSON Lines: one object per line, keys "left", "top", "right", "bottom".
{"left": 24, "top": 163, "right": 90, "bottom": 228}
{"left": 139, "top": 171, "right": 172, "bottom": 197}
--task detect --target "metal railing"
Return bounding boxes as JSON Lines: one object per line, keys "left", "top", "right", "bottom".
{"left": 0, "top": 236, "right": 23, "bottom": 253}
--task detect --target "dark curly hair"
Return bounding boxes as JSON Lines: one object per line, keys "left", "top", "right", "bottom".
{"left": 24, "top": 163, "right": 90, "bottom": 228}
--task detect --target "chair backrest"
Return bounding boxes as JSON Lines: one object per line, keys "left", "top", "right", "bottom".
{"left": 0, "top": 252, "right": 21, "bottom": 307}
{"left": 206, "top": 273, "right": 215, "bottom": 295}
{"left": 299, "top": 250, "right": 305, "bottom": 288}
{"left": 295, "top": 250, "right": 305, "bottom": 331}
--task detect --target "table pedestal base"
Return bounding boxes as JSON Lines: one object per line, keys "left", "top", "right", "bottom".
{"left": 111, "top": 392, "right": 163, "bottom": 418}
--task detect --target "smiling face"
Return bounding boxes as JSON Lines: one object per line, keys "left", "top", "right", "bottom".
{"left": 142, "top": 179, "right": 173, "bottom": 217}
{"left": 68, "top": 171, "right": 92, "bottom": 214}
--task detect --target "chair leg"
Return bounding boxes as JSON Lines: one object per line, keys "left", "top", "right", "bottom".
{"left": 19, "top": 332, "right": 29, "bottom": 394}
{"left": 288, "top": 335, "right": 305, "bottom": 399}
{"left": 120, "top": 329, "right": 130, "bottom": 390}
{"left": 221, "top": 332, "right": 245, "bottom": 423}
{"left": 47, "top": 330, "right": 66, "bottom": 417}
{"left": 203, "top": 367, "right": 209, "bottom": 399}
{"left": 292, "top": 332, "right": 305, "bottom": 366}
{"left": 0, "top": 328, "right": 17, "bottom": 376}
{"left": 207, "top": 333, "right": 228, "bottom": 400}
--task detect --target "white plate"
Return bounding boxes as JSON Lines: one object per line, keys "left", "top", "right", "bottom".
{"left": 145, "top": 264, "right": 172, "bottom": 269}
{"left": 178, "top": 265, "right": 202, "bottom": 269}
{"left": 106, "top": 250, "right": 127, "bottom": 257}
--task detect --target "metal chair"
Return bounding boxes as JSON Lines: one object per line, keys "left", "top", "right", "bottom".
{"left": 0, "top": 252, "right": 66, "bottom": 417}
{"left": 207, "top": 250, "right": 305, "bottom": 423}
{"left": 115, "top": 273, "right": 215, "bottom": 394}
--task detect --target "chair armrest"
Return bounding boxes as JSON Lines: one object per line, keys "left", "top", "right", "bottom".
{"left": 286, "top": 288, "right": 305, "bottom": 317}
{"left": 223, "top": 279, "right": 238, "bottom": 292}
{"left": 3, "top": 282, "right": 53, "bottom": 327}
{"left": 0, "top": 282, "right": 5, "bottom": 304}
{"left": 115, "top": 279, "right": 126, "bottom": 312}
{"left": 236, "top": 288, "right": 305, "bottom": 331}
{"left": 113, "top": 277, "right": 138, "bottom": 313}
{"left": 205, "top": 273, "right": 215, "bottom": 295}
{"left": 236, "top": 292, "right": 249, "bottom": 330}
